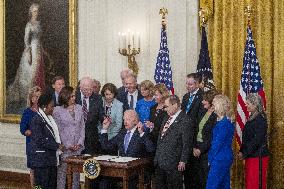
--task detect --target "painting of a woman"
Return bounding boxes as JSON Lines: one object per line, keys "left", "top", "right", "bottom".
{"left": 7, "top": 3, "right": 46, "bottom": 111}
{"left": 2, "top": 0, "right": 76, "bottom": 121}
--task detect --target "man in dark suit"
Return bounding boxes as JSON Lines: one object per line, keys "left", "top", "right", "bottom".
{"left": 100, "top": 110, "right": 155, "bottom": 189}
{"left": 181, "top": 73, "right": 205, "bottom": 189}
{"left": 117, "top": 75, "right": 143, "bottom": 111}
{"left": 75, "top": 77, "right": 104, "bottom": 155}
{"left": 154, "top": 95, "right": 194, "bottom": 189}
{"left": 100, "top": 109, "right": 155, "bottom": 157}
{"left": 92, "top": 79, "right": 101, "bottom": 94}
{"left": 117, "top": 68, "right": 134, "bottom": 101}
{"left": 45, "top": 76, "right": 65, "bottom": 107}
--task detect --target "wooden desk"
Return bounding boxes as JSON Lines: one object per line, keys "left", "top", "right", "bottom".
{"left": 64, "top": 155, "right": 151, "bottom": 189}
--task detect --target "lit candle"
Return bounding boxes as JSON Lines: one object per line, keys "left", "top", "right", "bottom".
{"left": 127, "top": 29, "right": 131, "bottom": 46}
{"left": 138, "top": 33, "right": 140, "bottom": 49}
{"left": 132, "top": 32, "right": 134, "bottom": 48}
{"left": 123, "top": 33, "right": 126, "bottom": 49}
{"left": 118, "top": 32, "right": 121, "bottom": 49}
{"left": 136, "top": 32, "right": 139, "bottom": 49}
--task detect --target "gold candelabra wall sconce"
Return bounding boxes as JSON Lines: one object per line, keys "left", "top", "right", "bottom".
{"left": 118, "top": 29, "right": 141, "bottom": 76}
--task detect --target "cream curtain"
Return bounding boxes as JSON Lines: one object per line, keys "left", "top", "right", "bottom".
{"left": 204, "top": 0, "right": 284, "bottom": 188}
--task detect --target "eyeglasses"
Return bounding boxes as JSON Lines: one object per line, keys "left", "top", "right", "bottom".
{"left": 81, "top": 88, "right": 93, "bottom": 92}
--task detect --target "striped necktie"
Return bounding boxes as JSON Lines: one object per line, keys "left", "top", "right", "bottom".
{"left": 82, "top": 96, "right": 88, "bottom": 122}
{"left": 161, "top": 116, "right": 173, "bottom": 138}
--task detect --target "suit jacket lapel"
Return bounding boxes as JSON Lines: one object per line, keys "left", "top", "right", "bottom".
{"left": 40, "top": 115, "right": 56, "bottom": 140}
{"left": 110, "top": 99, "right": 117, "bottom": 118}
{"left": 122, "top": 92, "right": 130, "bottom": 110}
{"left": 125, "top": 129, "right": 139, "bottom": 154}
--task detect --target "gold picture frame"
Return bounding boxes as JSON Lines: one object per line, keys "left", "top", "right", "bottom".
{"left": 0, "top": 0, "right": 78, "bottom": 123}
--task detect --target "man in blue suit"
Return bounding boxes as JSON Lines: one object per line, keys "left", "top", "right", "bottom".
{"left": 117, "top": 68, "right": 134, "bottom": 99}
{"left": 116, "top": 75, "right": 143, "bottom": 111}
{"left": 100, "top": 109, "right": 155, "bottom": 158}
{"left": 99, "top": 110, "right": 155, "bottom": 189}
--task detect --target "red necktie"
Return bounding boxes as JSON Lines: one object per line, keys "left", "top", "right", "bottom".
{"left": 161, "top": 116, "right": 173, "bottom": 138}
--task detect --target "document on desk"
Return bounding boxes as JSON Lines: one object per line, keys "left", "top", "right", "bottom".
{"left": 111, "top": 157, "right": 138, "bottom": 163}
{"left": 94, "top": 155, "right": 118, "bottom": 161}
{"left": 94, "top": 155, "right": 138, "bottom": 162}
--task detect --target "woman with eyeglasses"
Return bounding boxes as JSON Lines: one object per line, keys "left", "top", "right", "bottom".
{"left": 238, "top": 93, "right": 269, "bottom": 189}
{"left": 98, "top": 83, "right": 123, "bottom": 140}
{"left": 29, "top": 93, "right": 63, "bottom": 189}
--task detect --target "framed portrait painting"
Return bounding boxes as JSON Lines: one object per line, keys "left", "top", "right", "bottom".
{"left": 0, "top": 0, "right": 78, "bottom": 123}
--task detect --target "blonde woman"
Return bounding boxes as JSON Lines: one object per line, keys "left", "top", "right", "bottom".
{"left": 20, "top": 86, "right": 42, "bottom": 187}
{"left": 146, "top": 83, "right": 169, "bottom": 144}
{"left": 206, "top": 95, "right": 234, "bottom": 189}
{"left": 135, "top": 80, "right": 156, "bottom": 131}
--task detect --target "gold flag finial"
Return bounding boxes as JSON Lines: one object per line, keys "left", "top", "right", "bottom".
{"left": 199, "top": 8, "right": 208, "bottom": 26}
{"left": 159, "top": 7, "right": 168, "bottom": 27}
{"left": 244, "top": 5, "right": 252, "bottom": 26}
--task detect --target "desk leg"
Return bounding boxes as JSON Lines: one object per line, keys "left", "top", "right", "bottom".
{"left": 66, "top": 163, "right": 73, "bottom": 189}
{"left": 123, "top": 176, "right": 129, "bottom": 189}
{"left": 138, "top": 168, "right": 145, "bottom": 189}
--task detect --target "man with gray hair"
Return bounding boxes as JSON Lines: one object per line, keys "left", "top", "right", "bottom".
{"left": 154, "top": 95, "right": 194, "bottom": 189}
{"left": 117, "top": 68, "right": 134, "bottom": 101}
{"left": 100, "top": 109, "right": 155, "bottom": 189}
{"left": 93, "top": 79, "right": 101, "bottom": 94}
{"left": 118, "top": 74, "right": 143, "bottom": 111}
{"left": 75, "top": 76, "right": 104, "bottom": 155}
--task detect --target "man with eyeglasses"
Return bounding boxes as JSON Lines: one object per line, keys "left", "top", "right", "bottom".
{"left": 75, "top": 77, "right": 104, "bottom": 155}
{"left": 154, "top": 95, "right": 194, "bottom": 189}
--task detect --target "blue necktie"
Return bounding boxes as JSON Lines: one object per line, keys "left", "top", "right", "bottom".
{"left": 124, "top": 131, "right": 131, "bottom": 153}
{"left": 186, "top": 94, "right": 195, "bottom": 113}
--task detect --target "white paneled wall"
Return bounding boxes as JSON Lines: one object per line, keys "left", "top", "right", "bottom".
{"left": 78, "top": 0, "right": 200, "bottom": 98}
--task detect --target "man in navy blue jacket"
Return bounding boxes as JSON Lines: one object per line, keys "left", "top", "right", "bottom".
{"left": 99, "top": 110, "right": 155, "bottom": 189}
{"left": 100, "top": 109, "right": 155, "bottom": 157}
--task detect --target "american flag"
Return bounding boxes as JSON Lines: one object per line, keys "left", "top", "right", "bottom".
{"left": 196, "top": 26, "right": 214, "bottom": 87}
{"left": 236, "top": 26, "right": 266, "bottom": 145}
{"left": 154, "top": 25, "right": 174, "bottom": 94}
